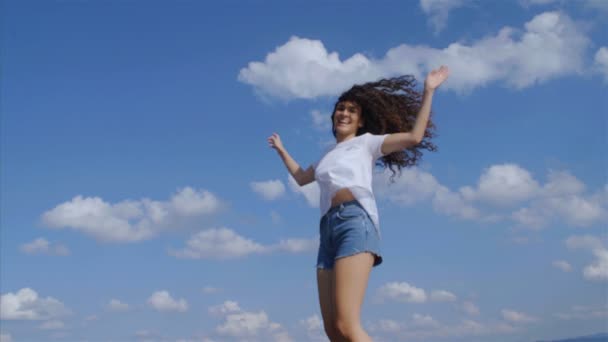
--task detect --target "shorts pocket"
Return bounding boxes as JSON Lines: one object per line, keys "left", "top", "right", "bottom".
{"left": 336, "top": 205, "right": 365, "bottom": 221}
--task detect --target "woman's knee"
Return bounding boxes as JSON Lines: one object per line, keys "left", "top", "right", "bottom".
{"left": 335, "top": 318, "right": 363, "bottom": 340}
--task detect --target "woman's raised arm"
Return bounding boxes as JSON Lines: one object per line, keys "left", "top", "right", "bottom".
{"left": 381, "top": 65, "right": 450, "bottom": 155}
{"left": 268, "top": 133, "right": 315, "bottom": 186}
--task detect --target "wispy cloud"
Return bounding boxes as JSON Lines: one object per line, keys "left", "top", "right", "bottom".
{"left": 20, "top": 238, "right": 69, "bottom": 256}
{"left": 169, "top": 227, "right": 317, "bottom": 259}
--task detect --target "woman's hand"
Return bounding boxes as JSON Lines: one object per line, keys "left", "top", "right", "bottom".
{"left": 424, "top": 65, "right": 450, "bottom": 91}
{"left": 268, "top": 133, "right": 285, "bottom": 152}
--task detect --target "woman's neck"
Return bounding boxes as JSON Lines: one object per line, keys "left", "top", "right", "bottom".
{"left": 336, "top": 133, "right": 357, "bottom": 144}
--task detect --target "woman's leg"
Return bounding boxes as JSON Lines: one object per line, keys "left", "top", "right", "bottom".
{"left": 334, "top": 252, "right": 375, "bottom": 342}
{"left": 317, "top": 268, "right": 341, "bottom": 341}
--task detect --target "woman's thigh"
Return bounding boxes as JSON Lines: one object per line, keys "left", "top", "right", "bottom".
{"left": 334, "top": 252, "right": 374, "bottom": 324}
{"left": 316, "top": 269, "right": 336, "bottom": 330}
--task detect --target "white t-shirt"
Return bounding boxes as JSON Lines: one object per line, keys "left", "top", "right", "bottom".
{"left": 313, "top": 133, "right": 389, "bottom": 233}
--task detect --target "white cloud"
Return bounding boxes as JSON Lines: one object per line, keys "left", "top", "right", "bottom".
{"left": 594, "top": 47, "right": 608, "bottom": 82}
{"left": 287, "top": 175, "right": 320, "bottom": 207}
{"left": 512, "top": 173, "right": 607, "bottom": 229}
{"left": 374, "top": 165, "right": 606, "bottom": 229}
{"left": 566, "top": 236, "right": 608, "bottom": 281}
{"left": 209, "top": 301, "right": 242, "bottom": 317}
{"left": 462, "top": 301, "right": 480, "bottom": 315}
{"left": 0, "top": 288, "right": 70, "bottom": 320}
{"left": 371, "top": 317, "right": 516, "bottom": 340}
{"left": 210, "top": 301, "right": 291, "bottom": 341}
{"left": 566, "top": 235, "right": 604, "bottom": 250}
{"left": 420, "top": 0, "right": 467, "bottom": 34}
{"left": 430, "top": 290, "right": 457, "bottom": 302}
{"left": 39, "top": 319, "right": 65, "bottom": 330}
{"left": 42, "top": 187, "right": 223, "bottom": 243}
{"left": 147, "top": 291, "right": 188, "bottom": 312}
{"left": 584, "top": 248, "right": 608, "bottom": 281}
{"left": 250, "top": 180, "right": 286, "bottom": 200}
{"left": 169, "top": 228, "right": 317, "bottom": 259}
{"left": 412, "top": 313, "right": 440, "bottom": 327}
{"left": 239, "top": 12, "right": 590, "bottom": 99}
{"left": 374, "top": 167, "right": 481, "bottom": 220}
{"left": 169, "top": 228, "right": 267, "bottom": 259}
{"left": 20, "top": 238, "right": 69, "bottom": 256}
{"left": 170, "top": 187, "right": 222, "bottom": 216}
{"left": 501, "top": 309, "right": 538, "bottom": 323}
{"left": 553, "top": 260, "right": 573, "bottom": 272}
{"left": 462, "top": 164, "right": 540, "bottom": 206}
{"left": 107, "top": 299, "right": 129, "bottom": 312}
{"left": 377, "top": 282, "right": 427, "bottom": 303}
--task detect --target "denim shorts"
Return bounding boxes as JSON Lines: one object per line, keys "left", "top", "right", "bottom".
{"left": 317, "top": 200, "right": 383, "bottom": 269}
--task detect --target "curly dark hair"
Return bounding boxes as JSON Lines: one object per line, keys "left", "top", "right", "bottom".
{"left": 331, "top": 75, "right": 438, "bottom": 181}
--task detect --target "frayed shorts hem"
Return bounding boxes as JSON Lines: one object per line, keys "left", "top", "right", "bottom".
{"left": 316, "top": 250, "right": 383, "bottom": 270}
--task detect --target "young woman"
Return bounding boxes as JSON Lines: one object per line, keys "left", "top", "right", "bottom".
{"left": 268, "top": 66, "right": 450, "bottom": 342}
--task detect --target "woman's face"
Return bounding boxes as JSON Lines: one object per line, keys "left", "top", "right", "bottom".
{"left": 333, "top": 101, "right": 363, "bottom": 137}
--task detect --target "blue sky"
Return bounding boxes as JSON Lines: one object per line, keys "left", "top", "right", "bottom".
{"left": 1, "top": 0, "right": 607, "bottom": 341}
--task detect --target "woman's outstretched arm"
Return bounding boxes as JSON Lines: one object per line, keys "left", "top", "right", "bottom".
{"left": 381, "top": 65, "right": 450, "bottom": 155}
{"left": 268, "top": 133, "right": 315, "bottom": 186}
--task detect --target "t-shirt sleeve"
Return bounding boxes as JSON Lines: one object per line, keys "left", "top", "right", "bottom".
{"left": 366, "top": 133, "right": 389, "bottom": 160}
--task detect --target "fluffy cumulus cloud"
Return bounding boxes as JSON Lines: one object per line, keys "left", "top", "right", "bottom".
{"left": 594, "top": 47, "right": 608, "bottom": 82}
{"left": 42, "top": 187, "right": 223, "bottom": 243}
{"left": 373, "top": 167, "right": 481, "bottom": 220}
{"left": 287, "top": 174, "right": 320, "bottom": 208}
{"left": 250, "top": 179, "right": 286, "bottom": 200}
{"left": 511, "top": 171, "right": 607, "bottom": 229}
{"left": 420, "top": 0, "right": 467, "bottom": 33}
{"left": 460, "top": 164, "right": 540, "bottom": 206}
{"left": 20, "top": 238, "right": 69, "bottom": 256}
{"left": 373, "top": 164, "right": 607, "bottom": 229}
{"left": 0, "top": 288, "right": 70, "bottom": 320}
{"left": 147, "top": 291, "right": 188, "bottom": 312}
{"left": 377, "top": 282, "right": 428, "bottom": 303}
{"left": 169, "top": 227, "right": 317, "bottom": 259}
{"left": 209, "top": 301, "right": 292, "bottom": 341}
{"left": 239, "top": 12, "right": 590, "bottom": 99}
{"left": 566, "top": 235, "right": 608, "bottom": 281}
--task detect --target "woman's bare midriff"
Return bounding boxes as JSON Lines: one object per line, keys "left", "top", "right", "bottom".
{"left": 330, "top": 188, "right": 357, "bottom": 208}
